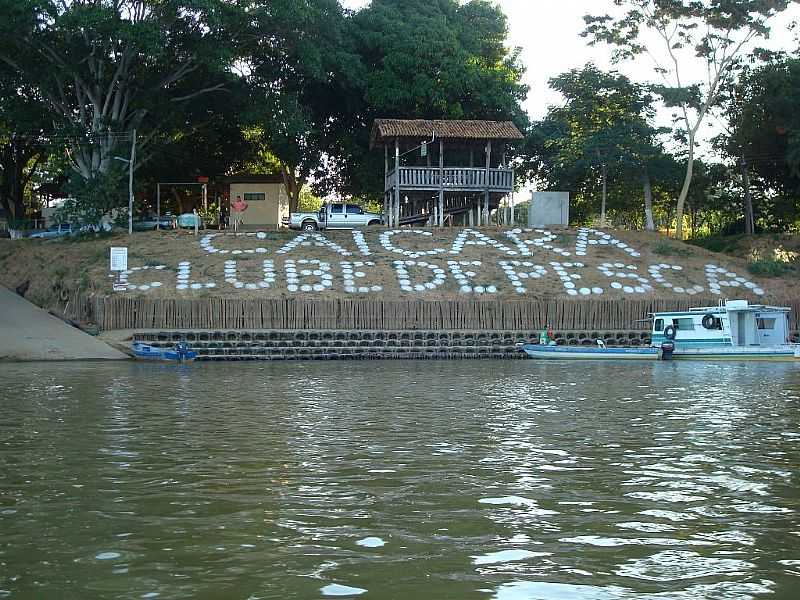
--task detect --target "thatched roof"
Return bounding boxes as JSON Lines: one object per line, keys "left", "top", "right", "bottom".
{"left": 371, "top": 119, "right": 524, "bottom": 146}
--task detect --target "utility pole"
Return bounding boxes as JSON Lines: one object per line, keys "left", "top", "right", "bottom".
{"left": 128, "top": 129, "right": 136, "bottom": 235}
{"left": 740, "top": 157, "right": 754, "bottom": 235}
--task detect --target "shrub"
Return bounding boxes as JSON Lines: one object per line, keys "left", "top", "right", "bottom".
{"left": 747, "top": 259, "right": 793, "bottom": 277}
{"left": 652, "top": 240, "right": 692, "bottom": 257}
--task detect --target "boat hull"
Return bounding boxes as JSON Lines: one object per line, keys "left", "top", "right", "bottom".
{"left": 521, "top": 344, "right": 659, "bottom": 360}
{"left": 669, "top": 346, "right": 800, "bottom": 361}
{"left": 132, "top": 343, "right": 197, "bottom": 362}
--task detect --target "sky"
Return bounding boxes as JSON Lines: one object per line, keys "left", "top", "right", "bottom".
{"left": 341, "top": 0, "right": 800, "bottom": 147}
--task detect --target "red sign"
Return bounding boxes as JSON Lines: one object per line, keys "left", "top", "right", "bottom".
{"left": 197, "top": 176, "right": 209, "bottom": 183}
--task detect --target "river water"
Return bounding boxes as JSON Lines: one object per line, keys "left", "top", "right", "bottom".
{"left": 1, "top": 360, "right": 799, "bottom": 599}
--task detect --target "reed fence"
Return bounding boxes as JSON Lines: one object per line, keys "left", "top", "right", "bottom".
{"left": 64, "top": 294, "right": 800, "bottom": 332}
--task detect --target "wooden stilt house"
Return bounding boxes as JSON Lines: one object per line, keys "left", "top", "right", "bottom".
{"left": 371, "top": 119, "right": 523, "bottom": 227}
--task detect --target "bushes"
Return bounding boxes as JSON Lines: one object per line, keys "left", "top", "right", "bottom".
{"left": 747, "top": 259, "right": 794, "bottom": 277}
{"left": 652, "top": 240, "right": 693, "bottom": 257}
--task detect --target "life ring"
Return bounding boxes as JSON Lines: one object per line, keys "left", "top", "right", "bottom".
{"left": 701, "top": 313, "right": 716, "bottom": 329}
{"left": 663, "top": 325, "right": 676, "bottom": 340}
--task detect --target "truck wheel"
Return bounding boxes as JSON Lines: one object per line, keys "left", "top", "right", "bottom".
{"left": 367, "top": 220, "right": 381, "bottom": 227}
{"left": 302, "top": 220, "right": 318, "bottom": 232}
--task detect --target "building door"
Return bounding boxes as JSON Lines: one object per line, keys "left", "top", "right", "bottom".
{"left": 736, "top": 313, "right": 746, "bottom": 346}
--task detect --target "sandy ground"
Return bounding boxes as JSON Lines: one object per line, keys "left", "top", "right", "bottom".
{"left": 0, "top": 227, "right": 798, "bottom": 310}
{"left": 0, "top": 286, "right": 128, "bottom": 361}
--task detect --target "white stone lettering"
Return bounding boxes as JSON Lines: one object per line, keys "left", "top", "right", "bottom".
{"left": 276, "top": 233, "right": 352, "bottom": 256}
{"left": 379, "top": 229, "right": 447, "bottom": 259}
{"left": 341, "top": 261, "right": 382, "bottom": 293}
{"left": 393, "top": 260, "right": 447, "bottom": 292}
{"left": 449, "top": 229, "right": 517, "bottom": 256}
{"left": 504, "top": 228, "right": 570, "bottom": 257}
{"left": 499, "top": 260, "right": 548, "bottom": 294}
{"left": 285, "top": 259, "right": 333, "bottom": 292}
{"left": 175, "top": 261, "right": 216, "bottom": 290}
{"left": 705, "top": 264, "right": 764, "bottom": 296}
{"left": 224, "top": 259, "right": 276, "bottom": 290}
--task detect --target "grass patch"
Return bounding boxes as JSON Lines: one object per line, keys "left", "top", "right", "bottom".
{"left": 689, "top": 235, "right": 744, "bottom": 254}
{"left": 652, "top": 240, "right": 693, "bottom": 257}
{"left": 747, "top": 259, "right": 794, "bottom": 277}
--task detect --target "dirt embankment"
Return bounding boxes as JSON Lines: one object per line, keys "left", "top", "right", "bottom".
{"left": 1, "top": 228, "right": 798, "bottom": 315}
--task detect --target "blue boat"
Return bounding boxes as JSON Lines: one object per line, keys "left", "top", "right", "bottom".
{"left": 132, "top": 341, "right": 197, "bottom": 362}
{"left": 520, "top": 342, "right": 659, "bottom": 360}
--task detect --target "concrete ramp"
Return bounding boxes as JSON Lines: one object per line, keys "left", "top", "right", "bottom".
{"left": 0, "top": 287, "right": 128, "bottom": 361}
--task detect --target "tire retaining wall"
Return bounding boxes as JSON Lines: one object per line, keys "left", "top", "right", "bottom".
{"left": 133, "top": 329, "right": 656, "bottom": 361}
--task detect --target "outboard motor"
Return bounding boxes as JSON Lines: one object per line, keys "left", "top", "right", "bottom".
{"left": 660, "top": 341, "right": 675, "bottom": 361}
{"left": 175, "top": 342, "right": 190, "bottom": 361}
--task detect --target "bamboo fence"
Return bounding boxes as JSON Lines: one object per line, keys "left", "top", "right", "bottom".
{"left": 65, "top": 294, "right": 800, "bottom": 332}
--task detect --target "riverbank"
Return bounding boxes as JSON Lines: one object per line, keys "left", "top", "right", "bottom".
{"left": 0, "top": 286, "right": 127, "bottom": 361}
{"left": 1, "top": 227, "right": 798, "bottom": 333}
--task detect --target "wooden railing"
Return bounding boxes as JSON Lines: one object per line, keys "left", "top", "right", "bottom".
{"left": 387, "top": 167, "right": 514, "bottom": 191}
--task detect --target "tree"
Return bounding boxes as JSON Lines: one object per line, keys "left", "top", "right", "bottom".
{"left": 323, "top": 0, "right": 529, "bottom": 201}
{"left": 583, "top": 0, "right": 792, "bottom": 238}
{"left": 524, "top": 65, "right": 672, "bottom": 228}
{"left": 0, "top": 0, "right": 240, "bottom": 191}
{"left": 720, "top": 57, "right": 800, "bottom": 231}
{"left": 0, "top": 61, "right": 51, "bottom": 223}
{"left": 240, "top": 0, "right": 361, "bottom": 213}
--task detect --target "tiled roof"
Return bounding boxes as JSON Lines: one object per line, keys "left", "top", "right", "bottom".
{"left": 371, "top": 119, "right": 524, "bottom": 145}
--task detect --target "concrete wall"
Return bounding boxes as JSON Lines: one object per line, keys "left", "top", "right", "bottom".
{"left": 529, "top": 191, "right": 569, "bottom": 227}
{"left": 230, "top": 182, "right": 289, "bottom": 228}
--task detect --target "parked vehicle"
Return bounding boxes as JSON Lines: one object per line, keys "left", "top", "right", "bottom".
{"left": 133, "top": 215, "right": 175, "bottom": 230}
{"left": 28, "top": 223, "right": 74, "bottom": 239}
{"left": 285, "top": 203, "right": 382, "bottom": 231}
{"left": 177, "top": 213, "right": 203, "bottom": 229}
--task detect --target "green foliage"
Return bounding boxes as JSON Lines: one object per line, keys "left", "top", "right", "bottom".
{"left": 56, "top": 166, "right": 127, "bottom": 228}
{"left": 522, "top": 64, "right": 677, "bottom": 225}
{"left": 747, "top": 258, "right": 794, "bottom": 277}
{"left": 688, "top": 234, "right": 743, "bottom": 254}
{"left": 321, "top": 0, "right": 529, "bottom": 200}
{"left": 651, "top": 240, "right": 692, "bottom": 257}
{"left": 720, "top": 57, "right": 800, "bottom": 231}
{"left": 582, "top": 0, "right": 792, "bottom": 237}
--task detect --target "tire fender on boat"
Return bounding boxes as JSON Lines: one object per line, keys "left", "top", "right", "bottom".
{"left": 664, "top": 325, "right": 676, "bottom": 340}
{"left": 701, "top": 313, "right": 716, "bottom": 329}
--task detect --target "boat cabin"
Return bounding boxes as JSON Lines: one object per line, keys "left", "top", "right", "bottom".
{"left": 651, "top": 300, "right": 792, "bottom": 348}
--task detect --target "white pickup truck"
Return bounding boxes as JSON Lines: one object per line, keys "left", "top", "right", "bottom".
{"left": 285, "top": 203, "right": 383, "bottom": 231}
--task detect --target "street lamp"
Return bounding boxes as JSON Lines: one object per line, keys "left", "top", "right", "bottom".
{"left": 113, "top": 129, "right": 136, "bottom": 235}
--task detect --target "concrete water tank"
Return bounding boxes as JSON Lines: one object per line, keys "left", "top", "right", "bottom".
{"left": 528, "top": 191, "right": 569, "bottom": 227}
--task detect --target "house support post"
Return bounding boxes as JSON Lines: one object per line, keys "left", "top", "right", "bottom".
{"left": 394, "top": 139, "right": 400, "bottom": 228}
{"left": 484, "top": 141, "right": 491, "bottom": 226}
{"left": 438, "top": 138, "right": 444, "bottom": 227}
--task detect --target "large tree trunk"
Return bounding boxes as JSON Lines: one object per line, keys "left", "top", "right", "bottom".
{"left": 0, "top": 137, "right": 42, "bottom": 222}
{"left": 642, "top": 169, "right": 655, "bottom": 231}
{"left": 280, "top": 165, "right": 304, "bottom": 214}
{"left": 674, "top": 132, "right": 697, "bottom": 239}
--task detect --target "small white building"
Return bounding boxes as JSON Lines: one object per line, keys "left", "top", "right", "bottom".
{"left": 225, "top": 174, "right": 290, "bottom": 229}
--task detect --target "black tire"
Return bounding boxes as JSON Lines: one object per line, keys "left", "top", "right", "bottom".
{"left": 702, "top": 313, "right": 716, "bottom": 329}
{"left": 663, "top": 325, "right": 676, "bottom": 340}
{"left": 301, "top": 220, "right": 318, "bottom": 232}
{"left": 367, "top": 219, "right": 381, "bottom": 227}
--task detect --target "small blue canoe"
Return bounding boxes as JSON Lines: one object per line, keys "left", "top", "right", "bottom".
{"left": 132, "top": 342, "right": 197, "bottom": 362}
{"left": 520, "top": 343, "right": 659, "bottom": 360}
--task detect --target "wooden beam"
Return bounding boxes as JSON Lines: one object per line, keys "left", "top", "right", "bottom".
{"left": 438, "top": 138, "right": 444, "bottom": 227}
{"left": 484, "top": 141, "right": 492, "bottom": 226}
{"left": 394, "top": 138, "right": 400, "bottom": 228}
